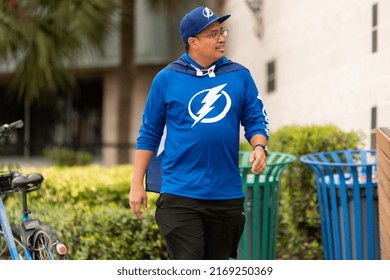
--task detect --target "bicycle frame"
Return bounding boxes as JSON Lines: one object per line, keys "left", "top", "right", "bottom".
{"left": 0, "top": 195, "right": 35, "bottom": 260}
{"left": 1, "top": 181, "right": 62, "bottom": 260}
{"left": 0, "top": 196, "right": 20, "bottom": 260}
{"left": 0, "top": 120, "right": 58, "bottom": 260}
{"left": 1, "top": 178, "right": 62, "bottom": 260}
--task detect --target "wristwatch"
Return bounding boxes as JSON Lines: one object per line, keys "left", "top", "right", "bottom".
{"left": 253, "top": 143, "right": 268, "bottom": 157}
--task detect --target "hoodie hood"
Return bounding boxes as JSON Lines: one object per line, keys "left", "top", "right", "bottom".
{"left": 165, "top": 53, "right": 246, "bottom": 77}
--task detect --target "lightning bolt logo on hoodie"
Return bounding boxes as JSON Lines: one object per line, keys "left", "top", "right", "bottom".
{"left": 188, "top": 83, "right": 231, "bottom": 127}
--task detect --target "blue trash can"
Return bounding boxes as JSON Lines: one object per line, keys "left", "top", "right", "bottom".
{"left": 300, "top": 149, "right": 380, "bottom": 260}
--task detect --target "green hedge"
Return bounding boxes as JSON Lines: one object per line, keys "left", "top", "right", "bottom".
{"left": 4, "top": 165, "right": 168, "bottom": 260}
{"left": 3, "top": 124, "right": 362, "bottom": 260}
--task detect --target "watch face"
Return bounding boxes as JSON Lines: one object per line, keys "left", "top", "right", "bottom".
{"left": 253, "top": 144, "right": 268, "bottom": 155}
{"left": 262, "top": 145, "right": 268, "bottom": 156}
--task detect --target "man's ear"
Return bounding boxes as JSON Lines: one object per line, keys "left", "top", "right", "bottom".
{"left": 188, "top": 37, "right": 198, "bottom": 50}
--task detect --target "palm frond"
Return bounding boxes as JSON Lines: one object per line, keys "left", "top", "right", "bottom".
{"left": 0, "top": 0, "right": 118, "bottom": 102}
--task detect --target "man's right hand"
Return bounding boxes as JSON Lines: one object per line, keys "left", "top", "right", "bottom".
{"left": 129, "top": 183, "right": 148, "bottom": 219}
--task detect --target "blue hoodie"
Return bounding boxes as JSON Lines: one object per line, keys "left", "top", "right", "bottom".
{"left": 137, "top": 53, "right": 269, "bottom": 200}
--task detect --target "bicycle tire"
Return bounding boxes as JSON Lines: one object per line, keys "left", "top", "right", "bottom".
{"left": 0, "top": 225, "right": 27, "bottom": 260}
{"left": 31, "top": 224, "right": 67, "bottom": 260}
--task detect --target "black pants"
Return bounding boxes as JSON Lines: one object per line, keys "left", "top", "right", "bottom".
{"left": 155, "top": 193, "right": 245, "bottom": 260}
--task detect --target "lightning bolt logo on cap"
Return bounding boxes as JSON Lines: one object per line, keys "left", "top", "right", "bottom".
{"left": 202, "top": 7, "right": 214, "bottom": 19}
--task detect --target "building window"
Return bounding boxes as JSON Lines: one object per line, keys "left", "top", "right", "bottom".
{"left": 266, "top": 60, "right": 276, "bottom": 93}
{"left": 247, "top": 0, "right": 262, "bottom": 12}
{"left": 372, "top": 3, "right": 378, "bottom": 53}
{"left": 371, "top": 106, "right": 377, "bottom": 149}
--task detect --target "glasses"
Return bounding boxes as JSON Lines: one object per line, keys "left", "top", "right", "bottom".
{"left": 196, "top": 29, "right": 228, "bottom": 40}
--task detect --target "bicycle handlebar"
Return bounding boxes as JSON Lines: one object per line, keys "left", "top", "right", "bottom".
{"left": 0, "top": 120, "right": 24, "bottom": 138}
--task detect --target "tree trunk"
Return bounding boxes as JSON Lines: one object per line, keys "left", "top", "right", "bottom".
{"left": 102, "top": 0, "right": 135, "bottom": 165}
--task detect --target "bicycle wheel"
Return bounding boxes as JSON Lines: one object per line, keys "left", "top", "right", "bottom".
{"left": 31, "top": 224, "right": 67, "bottom": 260}
{"left": 0, "top": 226, "right": 27, "bottom": 260}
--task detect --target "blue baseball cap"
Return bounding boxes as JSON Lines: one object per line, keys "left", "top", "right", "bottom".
{"left": 180, "top": 6, "right": 231, "bottom": 43}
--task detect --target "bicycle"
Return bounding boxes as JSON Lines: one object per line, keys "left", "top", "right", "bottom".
{"left": 0, "top": 120, "right": 67, "bottom": 260}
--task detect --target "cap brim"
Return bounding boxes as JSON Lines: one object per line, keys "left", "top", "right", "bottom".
{"left": 199, "top": 14, "right": 231, "bottom": 34}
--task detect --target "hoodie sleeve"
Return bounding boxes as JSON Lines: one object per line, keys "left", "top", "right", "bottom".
{"left": 240, "top": 70, "right": 270, "bottom": 142}
{"left": 136, "top": 70, "right": 168, "bottom": 151}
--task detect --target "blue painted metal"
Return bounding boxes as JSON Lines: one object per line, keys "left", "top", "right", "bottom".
{"left": 300, "top": 149, "right": 380, "bottom": 260}
{"left": 21, "top": 213, "right": 33, "bottom": 260}
{"left": 0, "top": 196, "right": 20, "bottom": 260}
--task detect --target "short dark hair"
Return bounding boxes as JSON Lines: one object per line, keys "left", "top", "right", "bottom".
{"left": 185, "top": 43, "right": 189, "bottom": 52}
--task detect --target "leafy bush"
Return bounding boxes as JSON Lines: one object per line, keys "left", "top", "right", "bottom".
{"left": 267, "top": 124, "right": 362, "bottom": 259}
{"left": 27, "top": 202, "right": 167, "bottom": 260}
{"left": 3, "top": 124, "right": 362, "bottom": 260}
{"left": 43, "top": 147, "right": 92, "bottom": 166}
{"left": 4, "top": 164, "right": 168, "bottom": 260}
{"left": 26, "top": 165, "right": 132, "bottom": 207}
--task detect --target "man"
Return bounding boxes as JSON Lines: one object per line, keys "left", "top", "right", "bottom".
{"left": 129, "top": 6, "right": 269, "bottom": 260}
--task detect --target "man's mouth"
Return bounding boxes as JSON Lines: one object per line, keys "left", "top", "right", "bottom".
{"left": 216, "top": 45, "right": 225, "bottom": 52}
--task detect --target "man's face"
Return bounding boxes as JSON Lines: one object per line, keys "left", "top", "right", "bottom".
{"left": 194, "top": 22, "right": 226, "bottom": 65}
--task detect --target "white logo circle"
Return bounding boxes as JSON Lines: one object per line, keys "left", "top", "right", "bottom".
{"left": 203, "top": 7, "right": 214, "bottom": 19}
{"left": 188, "top": 85, "right": 231, "bottom": 127}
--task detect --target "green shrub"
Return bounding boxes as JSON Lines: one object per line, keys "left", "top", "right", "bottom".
{"left": 268, "top": 124, "right": 362, "bottom": 259}
{"left": 4, "top": 164, "right": 168, "bottom": 260}
{"left": 43, "top": 147, "right": 92, "bottom": 166}
{"left": 25, "top": 164, "right": 132, "bottom": 207}
{"left": 3, "top": 124, "right": 362, "bottom": 260}
{"left": 26, "top": 202, "right": 167, "bottom": 260}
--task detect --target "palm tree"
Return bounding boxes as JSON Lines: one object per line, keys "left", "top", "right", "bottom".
{"left": 0, "top": 0, "right": 117, "bottom": 103}
{"left": 0, "top": 0, "right": 128, "bottom": 160}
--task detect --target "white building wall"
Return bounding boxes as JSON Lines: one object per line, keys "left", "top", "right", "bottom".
{"left": 225, "top": 0, "right": 390, "bottom": 148}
